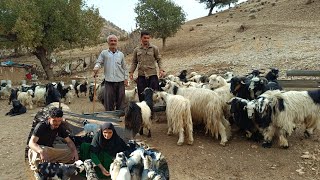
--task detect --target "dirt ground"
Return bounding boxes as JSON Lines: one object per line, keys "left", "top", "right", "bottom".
{"left": 0, "top": 90, "right": 319, "bottom": 180}
{"left": 1, "top": 0, "right": 320, "bottom": 179}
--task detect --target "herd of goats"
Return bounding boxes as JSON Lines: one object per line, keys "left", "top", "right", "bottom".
{"left": 1, "top": 67, "right": 320, "bottom": 180}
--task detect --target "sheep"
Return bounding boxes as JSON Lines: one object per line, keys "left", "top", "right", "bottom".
{"left": 162, "top": 81, "right": 231, "bottom": 146}
{"left": 17, "top": 89, "right": 34, "bottom": 109}
{"left": 110, "top": 152, "right": 131, "bottom": 180}
{"left": 83, "top": 119, "right": 99, "bottom": 136}
{"left": 5, "top": 99, "right": 27, "bottom": 116}
{"left": 125, "top": 88, "right": 153, "bottom": 138}
{"left": 255, "top": 89, "right": 320, "bottom": 148}
{"left": 83, "top": 159, "right": 99, "bottom": 180}
{"left": 75, "top": 80, "right": 88, "bottom": 97}
{"left": 36, "top": 160, "right": 85, "bottom": 180}
{"left": 33, "top": 85, "right": 46, "bottom": 106}
{"left": 155, "top": 91, "right": 193, "bottom": 145}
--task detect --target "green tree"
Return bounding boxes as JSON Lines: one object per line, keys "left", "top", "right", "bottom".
{"left": 135, "top": 0, "right": 186, "bottom": 49}
{"left": 0, "top": 0, "right": 103, "bottom": 80}
{"left": 197, "top": 0, "right": 239, "bottom": 16}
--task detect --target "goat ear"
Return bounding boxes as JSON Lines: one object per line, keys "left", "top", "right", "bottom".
{"left": 243, "top": 105, "right": 247, "bottom": 110}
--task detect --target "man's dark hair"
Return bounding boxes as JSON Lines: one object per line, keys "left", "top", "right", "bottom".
{"left": 49, "top": 107, "right": 63, "bottom": 118}
{"left": 140, "top": 31, "right": 150, "bottom": 38}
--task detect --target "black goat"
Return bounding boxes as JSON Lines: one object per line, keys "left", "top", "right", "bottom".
{"left": 178, "top": 70, "right": 188, "bottom": 82}
{"left": 45, "top": 83, "right": 61, "bottom": 105}
{"left": 8, "top": 88, "right": 19, "bottom": 105}
{"left": 5, "top": 99, "right": 27, "bottom": 116}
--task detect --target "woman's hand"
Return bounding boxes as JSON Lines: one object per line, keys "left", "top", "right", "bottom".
{"left": 101, "top": 167, "right": 111, "bottom": 176}
{"left": 98, "top": 164, "right": 110, "bottom": 176}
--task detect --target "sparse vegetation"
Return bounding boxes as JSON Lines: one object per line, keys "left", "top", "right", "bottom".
{"left": 135, "top": 0, "right": 186, "bottom": 49}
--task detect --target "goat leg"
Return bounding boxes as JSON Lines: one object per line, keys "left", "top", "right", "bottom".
{"left": 139, "top": 127, "right": 144, "bottom": 135}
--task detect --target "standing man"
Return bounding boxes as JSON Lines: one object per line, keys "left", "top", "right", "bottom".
{"left": 93, "top": 34, "right": 128, "bottom": 111}
{"left": 129, "top": 31, "right": 165, "bottom": 101}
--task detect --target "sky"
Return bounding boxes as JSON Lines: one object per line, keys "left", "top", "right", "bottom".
{"left": 85, "top": 0, "right": 246, "bottom": 32}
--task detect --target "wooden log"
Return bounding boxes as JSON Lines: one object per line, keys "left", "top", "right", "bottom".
{"left": 278, "top": 80, "right": 320, "bottom": 88}
{"left": 286, "top": 70, "right": 320, "bottom": 77}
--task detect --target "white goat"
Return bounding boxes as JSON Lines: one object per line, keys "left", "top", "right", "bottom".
{"left": 162, "top": 81, "right": 231, "bottom": 146}
{"left": 110, "top": 152, "right": 131, "bottom": 180}
{"left": 83, "top": 119, "right": 99, "bottom": 136}
{"left": 0, "top": 84, "right": 12, "bottom": 99}
{"left": 125, "top": 87, "right": 139, "bottom": 103}
{"left": 155, "top": 92, "right": 193, "bottom": 145}
{"left": 33, "top": 86, "right": 46, "bottom": 106}
{"left": 17, "top": 89, "right": 34, "bottom": 109}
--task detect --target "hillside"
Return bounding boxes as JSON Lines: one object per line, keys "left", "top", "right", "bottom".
{"left": 149, "top": 0, "right": 320, "bottom": 78}
{"left": 99, "top": 18, "right": 128, "bottom": 40}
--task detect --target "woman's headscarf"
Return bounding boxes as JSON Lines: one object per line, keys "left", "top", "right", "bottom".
{"left": 90, "top": 122, "right": 128, "bottom": 157}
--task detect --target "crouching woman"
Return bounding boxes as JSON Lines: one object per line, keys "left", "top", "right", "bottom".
{"left": 80, "top": 122, "right": 128, "bottom": 178}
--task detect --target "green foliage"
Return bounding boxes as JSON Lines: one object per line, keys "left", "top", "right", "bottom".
{"left": 135, "top": 0, "right": 186, "bottom": 46}
{"left": 0, "top": 0, "right": 103, "bottom": 53}
{"left": 197, "top": 0, "right": 239, "bottom": 15}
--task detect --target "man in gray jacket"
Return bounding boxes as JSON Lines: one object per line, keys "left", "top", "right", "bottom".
{"left": 93, "top": 34, "right": 128, "bottom": 111}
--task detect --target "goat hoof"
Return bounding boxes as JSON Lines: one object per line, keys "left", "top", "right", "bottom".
{"left": 187, "top": 141, "right": 193, "bottom": 145}
{"left": 281, "top": 145, "right": 289, "bottom": 149}
{"left": 262, "top": 141, "right": 272, "bottom": 148}
{"left": 147, "top": 134, "right": 151, "bottom": 138}
{"left": 177, "top": 142, "right": 183, "bottom": 146}
{"left": 304, "top": 131, "right": 311, "bottom": 138}
{"left": 220, "top": 142, "right": 226, "bottom": 146}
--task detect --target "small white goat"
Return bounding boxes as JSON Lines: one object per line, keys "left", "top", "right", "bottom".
{"left": 110, "top": 152, "right": 131, "bottom": 180}
{"left": 83, "top": 119, "right": 99, "bottom": 136}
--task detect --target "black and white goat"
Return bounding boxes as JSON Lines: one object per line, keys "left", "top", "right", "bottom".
{"left": 57, "top": 83, "right": 74, "bottom": 104}
{"left": 75, "top": 80, "right": 88, "bottom": 98}
{"left": 84, "top": 159, "right": 99, "bottom": 180}
{"left": 227, "top": 97, "right": 262, "bottom": 141}
{"left": 5, "top": 99, "right": 27, "bottom": 116}
{"left": 125, "top": 88, "right": 153, "bottom": 138}
{"left": 110, "top": 152, "right": 131, "bottom": 180}
{"left": 255, "top": 89, "right": 320, "bottom": 148}
{"left": 36, "top": 160, "right": 85, "bottom": 180}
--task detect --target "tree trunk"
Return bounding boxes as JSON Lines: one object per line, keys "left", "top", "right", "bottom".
{"left": 162, "top": 38, "right": 166, "bottom": 49}
{"left": 33, "top": 46, "right": 54, "bottom": 80}
{"left": 208, "top": 2, "right": 217, "bottom": 16}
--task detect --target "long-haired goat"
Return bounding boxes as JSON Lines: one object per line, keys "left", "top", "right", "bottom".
{"left": 256, "top": 89, "right": 320, "bottom": 148}
{"left": 125, "top": 88, "right": 153, "bottom": 138}
{"left": 155, "top": 91, "right": 193, "bottom": 145}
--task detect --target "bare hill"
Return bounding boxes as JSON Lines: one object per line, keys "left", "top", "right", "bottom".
{"left": 149, "top": 0, "right": 320, "bottom": 78}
